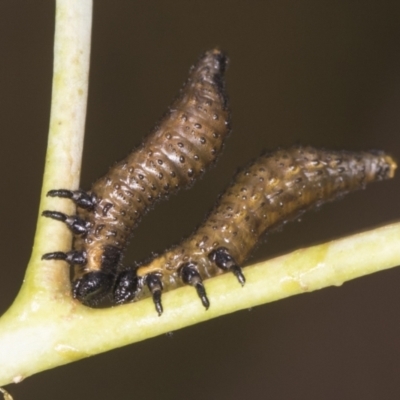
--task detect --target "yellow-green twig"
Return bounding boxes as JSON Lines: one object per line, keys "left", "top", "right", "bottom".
{"left": 0, "top": 0, "right": 399, "bottom": 388}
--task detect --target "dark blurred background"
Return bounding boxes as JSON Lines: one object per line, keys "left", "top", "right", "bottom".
{"left": 1, "top": 1, "right": 400, "bottom": 399}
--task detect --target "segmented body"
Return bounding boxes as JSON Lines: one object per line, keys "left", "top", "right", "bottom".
{"left": 113, "top": 146, "right": 396, "bottom": 311}
{"left": 42, "top": 50, "right": 396, "bottom": 314}
{"left": 42, "top": 49, "right": 230, "bottom": 303}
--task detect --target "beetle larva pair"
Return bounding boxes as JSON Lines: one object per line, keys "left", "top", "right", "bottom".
{"left": 113, "top": 146, "right": 396, "bottom": 314}
{"left": 42, "top": 49, "right": 397, "bottom": 315}
{"left": 42, "top": 49, "right": 230, "bottom": 304}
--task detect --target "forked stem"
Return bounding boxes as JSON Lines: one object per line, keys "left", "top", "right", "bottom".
{"left": 0, "top": 0, "right": 399, "bottom": 388}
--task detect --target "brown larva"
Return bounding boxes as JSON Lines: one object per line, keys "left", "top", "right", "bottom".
{"left": 113, "top": 146, "right": 396, "bottom": 314}
{"left": 41, "top": 49, "right": 230, "bottom": 304}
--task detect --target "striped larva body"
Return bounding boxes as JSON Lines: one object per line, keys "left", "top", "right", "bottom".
{"left": 113, "top": 146, "right": 396, "bottom": 314}
{"left": 42, "top": 49, "right": 230, "bottom": 304}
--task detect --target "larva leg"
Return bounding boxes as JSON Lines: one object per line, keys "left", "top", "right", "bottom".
{"left": 47, "top": 189, "right": 96, "bottom": 210}
{"left": 146, "top": 274, "right": 164, "bottom": 316}
{"left": 41, "top": 250, "right": 86, "bottom": 265}
{"left": 179, "top": 262, "right": 210, "bottom": 309}
{"left": 42, "top": 210, "right": 88, "bottom": 235}
{"left": 208, "top": 247, "right": 246, "bottom": 286}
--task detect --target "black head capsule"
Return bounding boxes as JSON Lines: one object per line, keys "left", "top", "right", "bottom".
{"left": 179, "top": 262, "right": 210, "bottom": 309}
{"left": 208, "top": 247, "right": 245, "bottom": 286}
{"left": 146, "top": 273, "right": 164, "bottom": 316}
{"left": 113, "top": 269, "right": 141, "bottom": 304}
{"left": 72, "top": 271, "right": 115, "bottom": 305}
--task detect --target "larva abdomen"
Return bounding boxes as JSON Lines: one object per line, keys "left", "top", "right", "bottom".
{"left": 114, "top": 146, "right": 396, "bottom": 311}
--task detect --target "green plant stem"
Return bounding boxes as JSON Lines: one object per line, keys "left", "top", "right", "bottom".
{"left": 0, "top": 0, "right": 399, "bottom": 388}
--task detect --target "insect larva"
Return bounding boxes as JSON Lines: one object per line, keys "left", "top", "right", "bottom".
{"left": 113, "top": 146, "right": 396, "bottom": 315}
{"left": 41, "top": 49, "right": 230, "bottom": 304}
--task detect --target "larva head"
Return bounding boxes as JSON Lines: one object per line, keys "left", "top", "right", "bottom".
{"left": 72, "top": 271, "right": 115, "bottom": 305}
{"left": 113, "top": 269, "right": 141, "bottom": 304}
{"left": 72, "top": 245, "right": 122, "bottom": 305}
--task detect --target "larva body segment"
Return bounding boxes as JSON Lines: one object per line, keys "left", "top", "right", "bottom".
{"left": 114, "top": 146, "right": 396, "bottom": 311}
{"left": 42, "top": 49, "right": 230, "bottom": 304}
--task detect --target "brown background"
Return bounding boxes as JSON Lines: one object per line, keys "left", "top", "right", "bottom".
{"left": 1, "top": 1, "right": 400, "bottom": 399}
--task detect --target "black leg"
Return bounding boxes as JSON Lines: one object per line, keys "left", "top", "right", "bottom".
{"left": 42, "top": 210, "right": 88, "bottom": 235}
{"left": 47, "top": 189, "right": 96, "bottom": 210}
{"left": 42, "top": 251, "right": 86, "bottom": 265}
{"left": 208, "top": 247, "right": 246, "bottom": 286}
{"left": 179, "top": 262, "right": 210, "bottom": 309}
{"left": 146, "top": 274, "right": 163, "bottom": 316}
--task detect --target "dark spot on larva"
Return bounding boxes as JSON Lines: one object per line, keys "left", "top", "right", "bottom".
{"left": 158, "top": 172, "right": 163, "bottom": 179}
{"left": 128, "top": 167, "right": 134, "bottom": 173}
{"left": 157, "top": 159, "right": 163, "bottom": 165}
{"left": 95, "top": 224, "right": 105, "bottom": 236}
{"left": 181, "top": 114, "right": 188, "bottom": 122}
{"left": 102, "top": 203, "right": 113, "bottom": 216}
{"left": 138, "top": 174, "right": 144, "bottom": 180}
{"left": 179, "top": 156, "right": 185, "bottom": 163}
{"left": 194, "top": 123, "right": 202, "bottom": 129}
{"left": 211, "top": 148, "right": 217, "bottom": 155}
{"left": 213, "top": 114, "right": 219, "bottom": 120}
{"left": 194, "top": 155, "right": 199, "bottom": 161}
{"left": 177, "top": 142, "right": 184, "bottom": 148}
{"left": 170, "top": 171, "right": 176, "bottom": 177}
{"left": 200, "top": 137, "right": 206, "bottom": 144}
{"left": 165, "top": 133, "right": 172, "bottom": 139}
{"left": 187, "top": 168, "right": 194, "bottom": 177}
